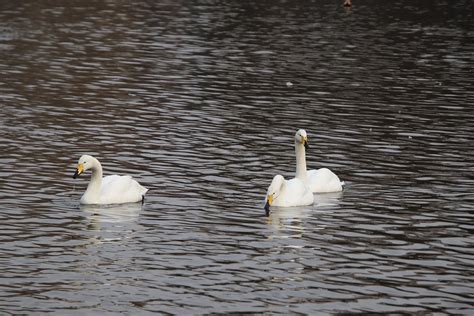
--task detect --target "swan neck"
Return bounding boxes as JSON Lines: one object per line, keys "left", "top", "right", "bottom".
{"left": 295, "top": 142, "right": 308, "bottom": 181}
{"left": 84, "top": 160, "right": 103, "bottom": 201}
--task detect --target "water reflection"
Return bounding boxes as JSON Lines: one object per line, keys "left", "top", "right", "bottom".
{"left": 313, "top": 191, "right": 343, "bottom": 209}
{"left": 267, "top": 192, "right": 342, "bottom": 239}
{"left": 267, "top": 206, "right": 309, "bottom": 237}
{"left": 81, "top": 203, "right": 142, "bottom": 224}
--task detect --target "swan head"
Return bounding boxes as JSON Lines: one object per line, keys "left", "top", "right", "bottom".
{"left": 73, "top": 155, "right": 98, "bottom": 179}
{"left": 264, "top": 174, "right": 285, "bottom": 215}
{"left": 295, "top": 129, "right": 308, "bottom": 150}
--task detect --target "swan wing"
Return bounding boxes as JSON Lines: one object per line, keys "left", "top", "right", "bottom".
{"left": 308, "top": 168, "right": 343, "bottom": 193}
{"left": 100, "top": 175, "right": 148, "bottom": 204}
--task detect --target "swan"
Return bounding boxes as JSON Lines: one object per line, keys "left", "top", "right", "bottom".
{"left": 299, "top": 129, "right": 344, "bottom": 193}
{"left": 264, "top": 130, "right": 314, "bottom": 214}
{"left": 264, "top": 175, "right": 314, "bottom": 215}
{"left": 72, "top": 155, "right": 148, "bottom": 205}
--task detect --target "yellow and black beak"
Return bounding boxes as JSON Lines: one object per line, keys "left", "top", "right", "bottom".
{"left": 73, "top": 163, "right": 84, "bottom": 179}
{"left": 302, "top": 136, "right": 308, "bottom": 150}
{"left": 264, "top": 194, "right": 273, "bottom": 215}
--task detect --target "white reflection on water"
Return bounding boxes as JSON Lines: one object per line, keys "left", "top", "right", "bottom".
{"left": 267, "top": 192, "right": 342, "bottom": 238}
{"left": 267, "top": 205, "right": 309, "bottom": 237}
{"left": 313, "top": 191, "right": 343, "bottom": 208}
{"left": 81, "top": 203, "right": 142, "bottom": 225}
{"left": 80, "top": 203, "right": 143, "bottom": 245}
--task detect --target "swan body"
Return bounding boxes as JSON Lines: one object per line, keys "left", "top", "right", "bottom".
{"left": 293, "top": 128, "right": 343, "bottom": 193}
{"left": 264, "top": 130, "right": 314, "bottom": 213}
{"left": 308, "top": 168, "right": 344, "bottom": 193}
{"left": 265, "top": 175, "right": 314, "bottom": 209}
{"left": 73, "top": 155, "right": 148, "bottom": 205}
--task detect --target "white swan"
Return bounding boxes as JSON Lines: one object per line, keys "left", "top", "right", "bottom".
{"left": 300, "top": 129, "right": 344, "bottom": 193}
{"left": 72, "top": 155, "right": 148, "bottom": 205}
{"left": 264, "top": 130, "right": 314, "bottom": 214}
{"left": 264, "top": 175, "right": 314, "bottom": 214}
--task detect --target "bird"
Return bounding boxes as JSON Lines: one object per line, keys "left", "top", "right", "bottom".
{"left": 275, "top": 129, "right": 344, "bottom": 193}
{"left": 264, "top": 174, "right": 314, "bottom": 215}
{"left": 72, "top": 154, "right": 148, "bottom": 205}
{"left": 264, "top": 130, "right": 314, "bottom": 214}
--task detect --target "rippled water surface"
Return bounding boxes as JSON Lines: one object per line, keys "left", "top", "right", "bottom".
{"left": 1, "top": 0, "right": 474, "bottom": 314}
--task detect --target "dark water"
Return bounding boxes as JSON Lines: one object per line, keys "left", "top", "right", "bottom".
{"left": 1, "top": 0, "right": 473, "bottom": 314}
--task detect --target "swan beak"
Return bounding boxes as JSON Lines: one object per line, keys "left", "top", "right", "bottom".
{"left": 264, "top": 195, "right": 273, "bottom": 215}
{"left": 73, "top": 163, "right": 84, "bottom": 179}
{"left": 303, "top": 137, "right": 309, "bottom": 150}
{"left": 264, "top": 200, "right": 270, "bottom": 215}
